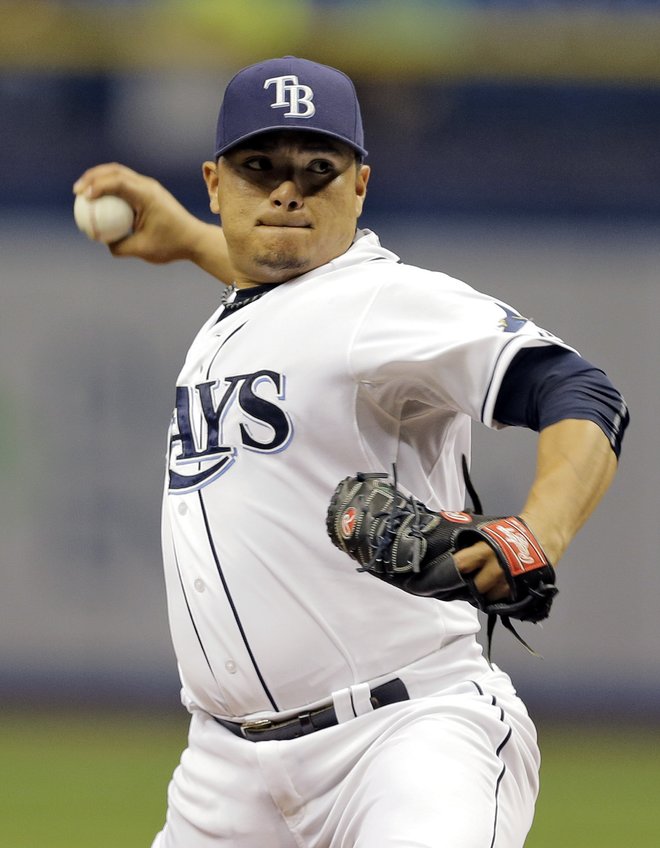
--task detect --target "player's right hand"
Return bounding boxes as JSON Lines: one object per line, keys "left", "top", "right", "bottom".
{"left": 72, "top": 163, "right": 232, "bottom": 282}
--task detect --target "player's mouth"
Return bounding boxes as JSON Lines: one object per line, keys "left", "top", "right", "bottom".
{"left": 257, "top": 217, "right": 312, "bottom": 228}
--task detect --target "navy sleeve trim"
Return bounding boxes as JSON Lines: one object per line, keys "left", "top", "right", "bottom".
{"left": 494, "top": 347, "right": 629, "bottom": 458}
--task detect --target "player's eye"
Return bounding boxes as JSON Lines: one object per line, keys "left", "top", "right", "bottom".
{"left": 307, "top": 159, "right": 335, "bottom": 176}
{"left": 242, "top": 156, "right": 272, "bottom": 171}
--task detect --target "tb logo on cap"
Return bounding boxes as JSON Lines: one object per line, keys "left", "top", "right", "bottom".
{"left": 264, "top": 75, "right": 316, "bottom": 118}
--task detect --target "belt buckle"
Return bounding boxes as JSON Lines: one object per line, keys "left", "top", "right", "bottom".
{"left": 240, "top": 718, "right": 273, "bottom": 738}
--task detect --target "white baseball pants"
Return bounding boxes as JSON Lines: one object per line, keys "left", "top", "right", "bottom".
{"left": 151, "top": 675, "right": 539, "bottom": 848}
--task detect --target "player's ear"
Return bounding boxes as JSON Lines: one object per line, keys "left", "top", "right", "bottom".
{"left": 202, "top": 161, "right": 220, "bottom": 214}
{"left": 354, "top": 164, "right": 370, "bottom": 218}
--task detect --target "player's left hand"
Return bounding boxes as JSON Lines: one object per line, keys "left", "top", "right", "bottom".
{"left": 453, "top": 542, "right": 512, "bottom": 601}
{"left": 326, "top": 472, "right": 558, "bottom": 626}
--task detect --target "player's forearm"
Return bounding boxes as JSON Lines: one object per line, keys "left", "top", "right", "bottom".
{"left": 520, "top": 418, "right": 618, "bottom": 565}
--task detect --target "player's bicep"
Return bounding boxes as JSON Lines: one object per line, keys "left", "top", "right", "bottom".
{"left": 494, "top": 347, "right": 629, "bottom": 457}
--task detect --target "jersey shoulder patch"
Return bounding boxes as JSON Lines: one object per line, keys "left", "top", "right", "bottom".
{"left": 497, "top": 303, "right": 528, "bottom": 333}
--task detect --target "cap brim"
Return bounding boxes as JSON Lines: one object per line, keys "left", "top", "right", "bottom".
{"left": 215, "top": 125, "right": 368, "bottom": 159}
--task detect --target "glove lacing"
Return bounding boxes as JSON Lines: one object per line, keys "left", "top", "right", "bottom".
{"left": 358, "top": 466, "right": 426, "bottom": 574}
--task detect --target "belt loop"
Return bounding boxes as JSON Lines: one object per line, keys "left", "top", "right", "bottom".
{"left": 332, "top": 688, "right": 356, "bottom": 723}
{"left": 350, "top": 682, "right": 374, "bottom": 716}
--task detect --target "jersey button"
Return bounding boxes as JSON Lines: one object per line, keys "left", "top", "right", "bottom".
{"left": 178, "top": 502, "right": 188, "bottom": 515}
{"left": 225, "top": 660, "right": 237, "bottom": 674}
{"left": 194, "top": 578, "right": 205, "bottom": 593}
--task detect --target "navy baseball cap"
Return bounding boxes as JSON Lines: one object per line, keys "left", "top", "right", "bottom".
{"left": 214, "top": 56, "right": 367, "bottom": 159}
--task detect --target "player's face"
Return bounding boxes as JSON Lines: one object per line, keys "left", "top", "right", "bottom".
{"left": 203, "top": 131, "right": 370, "bottom": 287}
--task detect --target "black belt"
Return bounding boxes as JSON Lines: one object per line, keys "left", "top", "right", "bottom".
{"left": 214, "top": 678, "right": 409, "bottom": 742}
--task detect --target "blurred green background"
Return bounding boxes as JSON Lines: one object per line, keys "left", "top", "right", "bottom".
{"left": 1, "top": 1, "right": 659, "bottom": 845}
{"left": 2, "top": 711, "right": 659, "bottom": 847}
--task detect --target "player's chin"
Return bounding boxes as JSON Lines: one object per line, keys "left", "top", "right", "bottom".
{"left": 252, "top": 249, "right": 313, "bottom": 282}
{"left": 252, "top": 239, "right": 316, "bottom": 278}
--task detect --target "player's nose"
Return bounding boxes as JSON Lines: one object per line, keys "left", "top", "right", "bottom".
{"left": 270, "top": 179, "right": 304, "bottom": 210}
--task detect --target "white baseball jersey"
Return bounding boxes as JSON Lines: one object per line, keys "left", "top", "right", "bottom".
{"left": 161, "top": 229, "right": 566, "bottom": 721}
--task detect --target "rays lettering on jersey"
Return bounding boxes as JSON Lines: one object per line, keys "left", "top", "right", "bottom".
{"left": 168, "top": 370, "right": 293, "bottom": 493}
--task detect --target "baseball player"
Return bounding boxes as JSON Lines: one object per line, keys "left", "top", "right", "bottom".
{"left": 73, "top": 57, "right": 628, "bottom": 848}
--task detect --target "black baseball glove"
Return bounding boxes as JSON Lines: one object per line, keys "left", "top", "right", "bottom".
{"left": 326, "top": 471, "right": 558, "bottom": 655}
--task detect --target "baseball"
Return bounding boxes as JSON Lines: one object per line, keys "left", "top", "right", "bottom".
{"left": 73, "top": 194, "right": 135, "bottom": 243}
